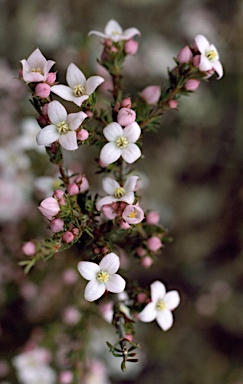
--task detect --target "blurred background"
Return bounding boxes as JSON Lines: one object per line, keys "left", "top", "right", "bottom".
{"left": 0, "top": 0, "right": 243, "bottom": 383}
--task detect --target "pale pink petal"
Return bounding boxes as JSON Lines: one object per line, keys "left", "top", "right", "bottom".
{"left": 96, "top": 196, "right": 115, "bottom": 211}
{"left": 66, "top": 63, "right": 86, "bottom": 88}
{"left": 72, "top": 95, "right": 89, "bottom": 107}
{"left": 123, "top": 27, "right": 141, "bottom": 40}
{"left": 199, "top": 55, "right": 212, "bottom": 72}
{"left": 103, "top": 122, "right": 123, "bottom": 141}
{"left": 212, "top": 60, "right": 223, "bottom": 79}
{"left": 59, "top": 131, "right": 78, "bottom": 151}
{"left": 77, "top": 261, "right": 100, "bottom": 280}
{"left": 120, "top": 191, "right": 134, "bottom": 204}
{"left": 194, "top": 34, "right": 209, "bottom": 54}
{"left": 100, "top": 142, "right": 121, "bottom": 165}
{"left": 121, "top": 143, "right": 141, "bottom": 163}
{"left": 67, "top": 111, "right": 87, "bottom": 130}
{"left": 48, "top": 100, "right": 67, "bottom": 124}
{"left": 84, "top": 280, "right": 105, "bottom": 302}
{"left": 102, "top": 177, "right": 120, "bottom": 195}
{"left": 123, "top": 175, "right": 139, "bottom": 192}
{"left": 138, "top": 302, "right": 157, "bottom": 322}
{"left": 105, "top": 19, "right": 123, "bottom": 36}
{"left": 164, "top": 291, "right": 180, "bottom": 310}
{"left": 88, "top": 31, "right": 108, "bottom": 39}
{"left": 106, "top": 274, "right": 126, "bottom": 293}
{"left": 156, "top": 309, "right": 173, "bottom": 331}
{"left": 36, "top": 125, "right": 59, "bottom": 146}
{"left": 27, "top": 48, "right": 45, "bottom": 67}
{"left": 99, "top": 252, "right": 120, "bottom": 274}
{"left": 123, "top": 122, "right": 141, "bottom": 142}
{"left": 85, "top": 76, "right": 105, "bottom": 95}
{"left": 151, "top": 281, "right": 166, "bottom": 302}
{"left": 51, "top": 85, "right": 75, "bottom": 102}
{"left": 43, "top": 60, "right": 56, "bottom": 79}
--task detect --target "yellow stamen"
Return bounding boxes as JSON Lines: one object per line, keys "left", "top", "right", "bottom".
{"left": 206, "top": 50, "right": 217, "bottom": 61}
{"left": 57, "top": 121, "right": 69, "bottom": 134}
{"left": 97, "top": 270, "right": 109, "bottom": 283}
{"left": 116, "top": 136, "right": 128, "bottom": 149}
{"left": 114, "top": 187, "right": 125, "bottom": 198}
{"left": 73, "top": 84, "right": 85, "bottom": 97}
{"left": 31, "top": 67, "right": 42, "bottom": 74}
{"left": 128, "top": 210, "right": 137, "bottom": 219}
{"left": 156, "top": 299, "right": 166, "bottom": 311}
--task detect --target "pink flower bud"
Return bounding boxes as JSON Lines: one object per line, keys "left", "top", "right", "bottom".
{"left": 62, "top": 268, "right": 78, "bottom": 285}
{"left": 59, "top": 371, "right": 73, "bottom": 384}
{"left": 141, "top": 256, "right": 153, "bottom": 268}
{"left": 38, "top": 197, "right": 60, "bottom": 220}
{"left": 137, "top": 292, "right": 147, "bottom": 303}
{"left": 193, "top": 54, "right": 201, "bottom": 67}
{"left": 146, "top": 210, "right": 160, "bottom": 224}
{"left": 121, "top": 97, "right": 132, "bottom": 108}
{"left": 177, "top": 45, "right": 193, "bottom": 64}
{"left": 49, "top": 218, "right": 64, "bottom": 233}
{"left": 42, "top": 103, "right": 49, "bottom": 116}
{"left": 117, "top": 108, "right": 136, "bottom": 126}
{"left": 136, "top": 247, "right": 146, "bottom": 257}
{"left": 35, "top": 83, "right": 51, "bottom": 98}
{"left": 59, "top": 197, "right": 66, "bottom": 206}
{"left": 53, "top": 189, "right": 64, "bottom": 199}
{"left": 46, "top": 72, "right": 57, "bottom": 84}
{"left": 140, "top": 85, "right": 161, "bottom": 104}
{"left": 168, "top": 100, "right": 178, "bottom": 109}
{"left": 119, "top": 220, "right": 131, "bottom": 229}
{"left": 85, "top": 110, "right": 93, "bottom": 118}
{"left": 125, "top": 334, "right": 133, "bottom": 342}
{"left": 22, "top": 241, "right": 36, "bottom": 256}
{"left": 77, "top": 128, "right": 89, "bottom": 141}
{"left": 67, "top": 183, "right": 79, "bottom": 196}
{"left": 79, "top": 176, "right": 89, "bottom": 193}
{"left": 147, "top": 236, "right": 162, "bottom": 252}
{"left": 184, "top": 79, "right": 200, "bottom": 91}
{"left": 62, "top": 231, "right": 74, "bottom": 243}
{"left": 72, "top": 228, "right": 79, "bottom": 236}
{"left": 124, "top": 39, "right": 139, "bottom": 55}
{"left": 62, "top": 307, "right": 81, "bottom": 325}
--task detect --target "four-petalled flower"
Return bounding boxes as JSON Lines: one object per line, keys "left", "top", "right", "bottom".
{"left": 78, "top": 252, "right": 126, "bottom": 302}
{"left": 36, "top": 100, "right": 87, "bottom": 150}
{"left": 20, "top": 48, "right": 55, "bottom": 83}
{"left": 100, "top": 122, "right": 141, "bottom": 165}
{"left": 194, "top": 34, "right": 223, "bottom": 79}
{"left": 51, "top": 63, "right": 104, "bottom": 107}
{"left": 96, "top": 175, "right": 139, "bottom": 211}
{"left": 138, "top": 280, "right": 180, "bottom": 331}
{"left": 88, "top": 19, "right": 140, "bottom": 42}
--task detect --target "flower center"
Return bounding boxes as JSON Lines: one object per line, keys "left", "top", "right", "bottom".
{"left": 128, "top": 209, "right": 137, "bottom": 219}
{"left": 156, "top": 299, "right": 166, "bottom": 311}
{"left": 116, "top": 136, "right": 128, "bottom": 149}
{"left": 97, "top": 270, "right": 109, "bottom": 283}
{"left": 112, "top": 30, "right": 121, "bottom": 36}
{"left": 73, "top": 84, "right": 85, "bottom": 97}
{"left": 57, "top": 121, "right": 69, "bottom": 134}
{"left": 31, "top": 67, "right": 42, "bottom": 74}
{"left": 206, "top": 49, "right": 217, "bottom": 61}
{"left": 114, "top": 187, "right": 125, "bottom": 198}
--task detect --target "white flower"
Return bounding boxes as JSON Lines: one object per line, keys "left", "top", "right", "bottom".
{"left": 77, "top": 252, "right": 126, "bottom": 302}
{"left": 194, "top": 34, "right": 223, "bottom": 79}
{"left": 96, "top": 175, "right": 138, "bottom": 211}
{"left": 36, "top": 100, "right": 87, "bottom": 150}
{"left": 138, "top": 280, "right": 180, "bottom": 331}
{"left": 100, "top": 122, "right": 141, "bottom": 165}
{"left": 88, "top": 19, "right": 140, "bottom": 42}
{"left": 51, "top": 63, "right": 104, "bottom": 107}
{"left": 20, "top": 48, "right": 55, "bottom": 83}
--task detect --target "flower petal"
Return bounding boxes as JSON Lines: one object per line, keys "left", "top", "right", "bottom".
{"left": 48, "top": 100, "right": 67, "bottom": 124}
{"left": 96, "top": 196, "right": 115, "bottom": 211}
{"left": 85, "top": 76, "right": 105, "bottom": 95}
{"left": 138, "top": 302, "right": 157, "bottom": 322}
{"left": 123, "top": 27, "right": 141, "bottom": 40}
{"left": 123, "top": 122, "right": 141, "bottom": 142}
{"left": 120, "top": 191, "right": 134, "bottom": 204}
{"left": 164, "top": 291, "right": 180, "bottom": 310}
{"left": 66, "top": 63, "right": 86, "bottom": 88}
{"left": 36, "top": 125, "right": 60, "bottom": 146}
{"left": 212, "top": 60, "right": 223, "bottom": 79}
{"left": 84, "top": 280, "right": 105, "bottom": 302}
{"left": 123, "top": 175, "right": 139, "bottom": 192}
{"left": 199, "top": 55, "right": 212, "bottom": 72}
{"left": 106, "top": 274, "right": 126, "bottom": 293}
{"left": 151, "top": 281, "right": 166, "bottom": 302}
{"left": 67, "top": 111, "right": 87, "bottom": 130}
{"left": 99, "top": 252, "right": 120, "bottom": 274}
{"left": 72, "top": 95, "right": 89, "bottom": 107}
{"left": 27, "top": 48, "right": 46, "bottom": 69}
{"left": 194, "top": 34, "right": 209, "bottom": 54}
{"left": 121, "top": 143, "right": 141, "bottom": 164}
{"left": 77, "top": 261, "right": 100, "bottom": 280}
{"left": 103, "top": 122, "right": 123, "bottom": 141}
{"left": 105, "top": 19, "right": 123, "bottom": 36}
{"left": 51, "top": 85, "right": 75, "bottom": 102}
{"left": 156, "top": 309, "right": 173, "bottom": 331}
{"left": 100, "top": 142, "right": 121, "bottom": 165}
{"left": 102, "top": 177, "right": 120, "bottom": 195}
{"left": 88, "top": 31, "right": 108, "bottom": 39}
{"left": 59, "top": 131, "right": 78, "bottom": 151}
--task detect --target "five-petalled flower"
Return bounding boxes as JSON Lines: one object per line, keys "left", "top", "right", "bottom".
{"left": 100, "top": 122, "right": 141, "bottom": 165}
{"left": 51, "top": 63, "right": 104, "bottom": 107}
{"left": 20, "top": 48, "right": 55, "bottom": 83}
{"left": 194, "top": 34, "right": 223, "bottom": 79}
{"left": 36, "top": 100, "right": 87, "bottom": 151}
{"left": 88, "top": 19, "right": 140, "bottom": 42}
{"left": 138, "top": 280, "right": 180, "bottom": 331}
{"left": 77, "top": 252, "right": 126, "bottom": 302}
{"left": 96, "top": 175, "right": 139, "bottom": 211}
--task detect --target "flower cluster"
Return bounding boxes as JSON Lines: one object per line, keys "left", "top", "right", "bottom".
{"left": 18, "top": 19, "right": 223, "bottom": 376}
